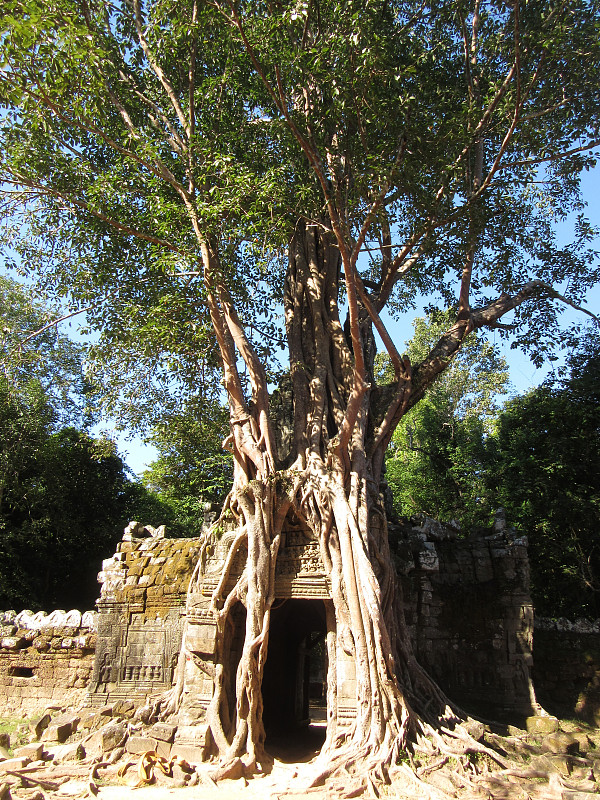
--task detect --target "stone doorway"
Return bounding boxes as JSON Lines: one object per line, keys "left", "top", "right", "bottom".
{"left": 262, "top": 598, "right": 329, "bottom": 757}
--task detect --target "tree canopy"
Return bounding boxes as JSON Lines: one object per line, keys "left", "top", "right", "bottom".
{"left": 1, "top": 274, "right": 92, "bottom": 427}
{"left": 141, "top": 398, "right": 232, "bottom": 534}
{"left": 1, "top": 0, "right": 599, "bottom": 419}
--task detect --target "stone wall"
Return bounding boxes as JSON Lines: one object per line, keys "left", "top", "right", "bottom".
{"left": 0, "top": 609, "right": 96, "bottom": 715}
{"left": 4, "top": 518, "right": 600, "bottom": 731}
{"left": 533, "top": 617, "right": 600, "bottom": 724}
{"left": 91, "top": 522, "right": 204, "bottom": 707}
{"left": 89, "top": 516, "right": 536, "bottom": 727}
{"left": 393, "top": 517, "right": 535, "bottom": 719}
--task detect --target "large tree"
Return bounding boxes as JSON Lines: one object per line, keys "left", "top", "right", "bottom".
{"left": 382, "top": 311, "right": 509, "bottom": 527}
{"left": 1, "top": 0, "right": 600, "bottom": 787}
{"left": 0, "top": 276, "right": 179, "bottom": 608}
{"left": 488, "top": 331, "right": 600, "bottom": 618}
{"left": 1, "top": 274, "right": 91, "bottom": 427}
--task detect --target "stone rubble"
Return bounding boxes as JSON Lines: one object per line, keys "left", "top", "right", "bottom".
{"left": 0, "top": 698, "right": 598, "bottom": 799}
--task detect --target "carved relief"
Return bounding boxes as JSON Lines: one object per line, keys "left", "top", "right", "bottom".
{"left": 276, "top": 542, "right": 325, "bottom": 577}
{"left": 119, "top": 625, "right": 167, "bottom": 685}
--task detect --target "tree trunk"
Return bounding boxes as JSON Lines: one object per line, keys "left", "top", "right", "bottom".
{"left": 169, "top": 221, "right": 481, "bottom": 788}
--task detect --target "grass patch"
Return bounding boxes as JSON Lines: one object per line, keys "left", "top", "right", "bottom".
{"left": 0, "top": 716, "right": 30, "bottom": 754}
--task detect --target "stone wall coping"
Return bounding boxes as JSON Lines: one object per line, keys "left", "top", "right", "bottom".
{"left": 535, "top": 616, "right": 600, "bottom": 634}
{"left": 0, "top": 609, "right": 97, "bottom": 631}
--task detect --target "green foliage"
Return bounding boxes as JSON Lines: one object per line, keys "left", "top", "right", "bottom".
{"left": 142, "top": 400, "right": 232, "bottom": 536}
{"left": 0, "top": 0, "right": 599, "bottom": 625}
{"left": 385, "top": 322, "right": 600, "bottom": 618}
{"left": 487, "top": 332, "right": 600, "bottom": 617}
{"left": 0, "top": 0, "right": 598, "bottom": 427}
{"left": 0, "top": 277, "right": 180, "bottom": 609}
{"left": 0, "top": 386, "right": 178, "bottom": 610}
{"left": 0, "top": 275, "right": 92, "bottom": 428}
{"left": 383, "top": 312, "right": 509, "bottom": 526}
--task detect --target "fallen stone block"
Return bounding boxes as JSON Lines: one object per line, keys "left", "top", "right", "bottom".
{"left": 86, "top": 721, "right": 127, "bottom": 758}
{"left": 79, "top": 712, "right": 102, "bottom": 730}
{"left": 526, "top": 715, "right": 559, "bottom": 735}
{"left": 571, "top": 731, "right": 593, "bottom": 754}
{"left": 542, "top": 732, "right": 580, "bottom": 755}
{"left": 173, "top": 724, "right": 209, "bottom": 746}
{"left": 150, "top": 723, "right": 177, "bottom": 743}
{"left": 0, "top": 756, "right": 31, "bottom": 774}
{"left": 133, "top": 705, "right": 158, "bottom": 725}
{"left": 112, "top": 699, "right": 135, "bottom": 718}
{"left": 0, "top": 734, "right": 9, "bottom": 751}
{"left": 13, "top": 744, "right": 44, "bottom": 761}
{"left": 126, "top": 735, "right": 157, "bottom": 754}
{"left": 126, "top": 736, "right": 171, "bottom": 759}
{"left": 170, "top": 744, "right": 206, "bottom": 765}
{"left": 52, "top": 714, "right": 80, "bottom": 733}
{"left": 42, "top": 722, "right": 73, "bottom": 744}
{"left": 47, "top": 741, "right": 86, "bottom": 762}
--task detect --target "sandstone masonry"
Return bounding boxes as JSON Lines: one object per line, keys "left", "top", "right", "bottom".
{"left": 0, "top": 609, "right": 96, "bottom": 715}
{"left": 90, "top": 515, "right": 536, "bottom": 732}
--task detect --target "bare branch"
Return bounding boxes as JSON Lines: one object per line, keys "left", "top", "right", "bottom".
{"left": 411, "top": 279, "right": 599, "bottom": 410}
{"left": 19, "top": 304, "right": 100, "bottom": 346}
{"left": 131, "top": 0, "right": 191, "bottom": 139}
{"left": 350, "top": 135, "right": 408, "bottom": 269}
{"left": 499, "top": 139, "right": 600, "bottom": 171}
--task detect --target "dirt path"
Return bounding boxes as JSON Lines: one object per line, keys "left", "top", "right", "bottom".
{"left": 53, "top": 759, "right": 327, "bottom": 800}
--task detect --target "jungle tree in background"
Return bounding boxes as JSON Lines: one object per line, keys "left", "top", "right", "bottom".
{"left": 141, "top": 399, "right": 232, "bottom": 535}
{"left": 489, "top": 333, "right": 600, "bottom": 619}
{"left": 381, "top": 312, "right": 510, "bottom": 527}
{"left": 0, "top": 274, "right": 91, "bottom": 428}
{"left": 1, "top": 0, "right": 600, "bottom": 787}
{"left": 0, "top": 275, "right": 177, "bottom": 608}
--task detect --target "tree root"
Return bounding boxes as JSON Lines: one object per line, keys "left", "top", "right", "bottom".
{"left": 207, "top": 756, "right": 246, "bottom": 782}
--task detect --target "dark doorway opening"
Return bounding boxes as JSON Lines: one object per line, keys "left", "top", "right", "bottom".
{"left": 262, "top": 598, "right": 328, "bottom": 760}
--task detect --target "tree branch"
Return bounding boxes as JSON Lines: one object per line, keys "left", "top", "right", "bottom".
{"left": 131, "top": 0, "right": 191, "bottom": 139}
{"left": 16, "top": 305, "right": 98, "bottom": 348}
{"left": 3, "top": 177, "right": 190, "bottom": 256}
{"left": 499, "top": 139, "right": 600, "bottom": 171}
{"left": 0, "top": 73, "right": 189, "bottom": 201}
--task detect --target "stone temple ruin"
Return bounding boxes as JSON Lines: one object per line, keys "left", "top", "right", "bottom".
{"left": 81, "top": 514, "right": 536, "bottom": 760}
{"left": 3, "top": 520, "right": 600, "bottom": 798}
{"left": 2, "top": 512, "right": 600, "bottom": 762}
{"left": 3, "top": 515, "right": 600, "bottom": 787}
